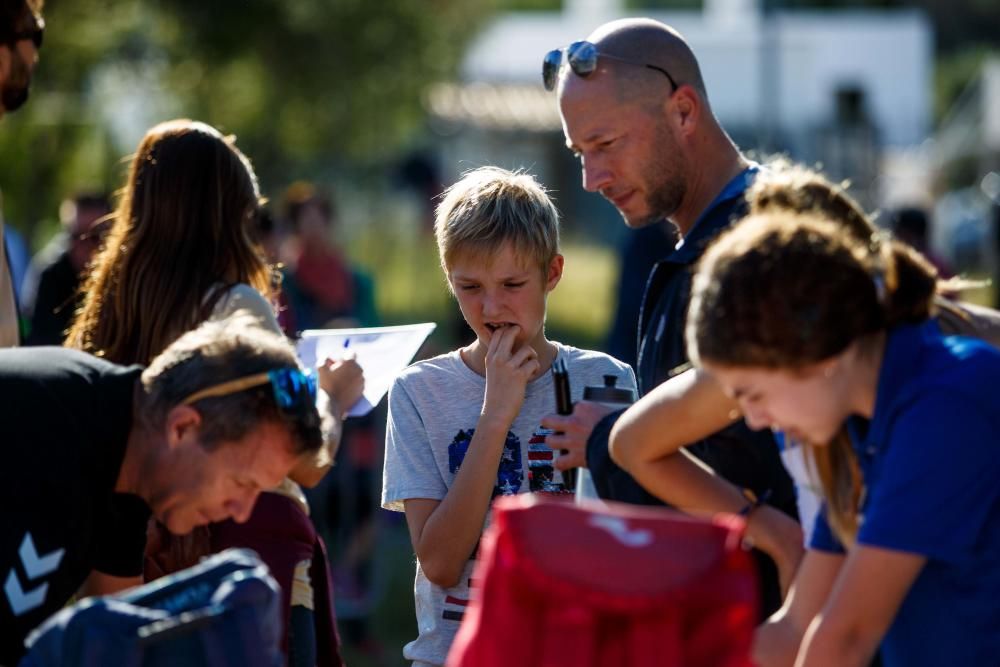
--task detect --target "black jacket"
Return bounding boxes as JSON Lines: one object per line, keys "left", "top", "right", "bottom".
{"left": 586, "top": 167, "right": 798, "bottom": 618}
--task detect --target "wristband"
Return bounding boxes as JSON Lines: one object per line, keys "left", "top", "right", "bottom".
{"left": 738, "top": 488, "right": 772, "bottom": 517}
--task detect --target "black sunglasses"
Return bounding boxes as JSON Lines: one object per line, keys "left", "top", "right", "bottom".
{"left": 542, "top": 40, "right": 678, "bottom": 92}
{"left": 8, "top": 17, "right": 44, "bottom": 49}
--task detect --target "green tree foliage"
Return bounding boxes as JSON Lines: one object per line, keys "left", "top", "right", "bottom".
{"left": 0, "top": 0, "right": 493, "bottom": 243}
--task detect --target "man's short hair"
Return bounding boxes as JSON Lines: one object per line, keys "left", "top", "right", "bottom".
{"left": 0, "top": 0, "right": 43, "bottom": 44}
{"left": 434, "top": 166, "right": 560, "bottom": 277}
{"left": 139, "top": 313, "right": 326, "bottom": 456}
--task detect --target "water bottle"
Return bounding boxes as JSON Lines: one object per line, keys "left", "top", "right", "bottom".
{"left": 576, "top": 374, "right": 636, "bottom": 503}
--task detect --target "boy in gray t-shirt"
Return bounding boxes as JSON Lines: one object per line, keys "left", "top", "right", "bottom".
{"left": 382, "top": 167, "right": 635, "bottom": 667}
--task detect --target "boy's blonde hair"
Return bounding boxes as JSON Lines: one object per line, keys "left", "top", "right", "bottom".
{"left": 434, "top": 167, "right": 560, "bottom": 279}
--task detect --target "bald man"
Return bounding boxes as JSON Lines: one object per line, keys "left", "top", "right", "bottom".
{"left": 539, "top": 19, "right": 798, "bottom": 618}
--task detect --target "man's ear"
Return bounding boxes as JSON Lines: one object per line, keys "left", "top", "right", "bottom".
{"left": 667, "top": 85, "right": 701, "bottom": 138}
{"left": 164, "top": 405, "right": 203, "bottom": 449}
{"left": 545, "top": 254, "right": 564, "bottom": 292}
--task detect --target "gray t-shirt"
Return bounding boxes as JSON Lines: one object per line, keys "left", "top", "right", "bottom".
{"left": 382, "top": 342, "right": 635, "bottom": 667}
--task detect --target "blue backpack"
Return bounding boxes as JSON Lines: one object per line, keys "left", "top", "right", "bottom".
{"left": 20, "top": 549, "right": 283, "bottom": 667}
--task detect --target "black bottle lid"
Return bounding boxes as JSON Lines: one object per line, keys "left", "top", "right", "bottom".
{"left": 582, "top": 374, "right": 635, "bottom": 405}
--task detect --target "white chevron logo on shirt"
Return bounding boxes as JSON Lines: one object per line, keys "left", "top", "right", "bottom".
{"left": 19, "top": 533, "right": 64, "bottom": 579}
{"left": 4, "top": 570, "right": 48, "bottom": 617}
{"left": 4, "top": 532, "right": 65, "bottom": 616}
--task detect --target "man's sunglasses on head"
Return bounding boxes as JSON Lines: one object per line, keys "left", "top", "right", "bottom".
{"left": 181, "top": 366, "right": 318, "bottom": 421}
{"left": 542, "top": 40, "right": 677, "bottom": 92}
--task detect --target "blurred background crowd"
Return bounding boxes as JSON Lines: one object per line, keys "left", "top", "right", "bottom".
{"left": 4, "top": 0, "right": 999, "bottom": 664}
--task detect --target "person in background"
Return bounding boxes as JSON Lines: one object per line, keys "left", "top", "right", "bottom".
{"left": 22, "top": 192, "right": 110, "bottom": 345}
{"left": 0, "top": 0, "right": 44, "bottom": 346}
{"left": 3, "top": 213, "right": 29, "bottom": 300}
{"left": 250, "top": 206, "right": 298, "bottom": 337}
{"left": 282, "top": 183, "right": 357, "bottom": 330}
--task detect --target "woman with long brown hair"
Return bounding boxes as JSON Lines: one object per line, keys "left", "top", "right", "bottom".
{"left": 67, "top": 119, "right": 361, "bottom": 666}
{"left": 67, "top": 119, "right": 276, "bottom": 363}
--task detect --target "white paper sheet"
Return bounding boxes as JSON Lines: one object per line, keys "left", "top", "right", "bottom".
{"left": 297, "top": 322, "right": 437, "bottom": 417}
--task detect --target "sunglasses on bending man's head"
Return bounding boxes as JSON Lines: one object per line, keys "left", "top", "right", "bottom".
{"left": 542, "top": 40, "right": 678, "bottom": 92}
{"left": 181, "top": 366, "right": 318, "bottom": 424}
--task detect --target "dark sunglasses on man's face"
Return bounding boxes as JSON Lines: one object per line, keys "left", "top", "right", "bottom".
{"left": 542, "top": 40, "right": 678, "bottom": 92}
{"left": 9, "top": 18, "right": 44, "bottom": 49}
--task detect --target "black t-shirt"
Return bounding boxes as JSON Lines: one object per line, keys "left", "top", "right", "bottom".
{"left": 0, "top": 347, "right": 149, "bottom": 665}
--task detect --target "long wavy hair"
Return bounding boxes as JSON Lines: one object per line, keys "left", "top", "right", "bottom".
{"left": 66, "top": 119, "right": 273, "bottom": 364}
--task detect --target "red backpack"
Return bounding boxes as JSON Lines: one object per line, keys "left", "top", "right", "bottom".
{"left": 447, "top": 495, "right": 757, "bottom": 667}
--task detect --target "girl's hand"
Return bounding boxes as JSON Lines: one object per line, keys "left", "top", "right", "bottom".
{"left": 318, "top": 353, "right": 364, "bottom": 418}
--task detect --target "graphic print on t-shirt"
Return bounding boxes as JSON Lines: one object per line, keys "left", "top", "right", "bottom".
{"left": 441, "top": 576, "right": 474, "bottom": 623}
{"left": 528, "top": 428, "right": 570, "bottom": 494}
{"left": 447, "top": 429, "right": 523, "bottom": 496}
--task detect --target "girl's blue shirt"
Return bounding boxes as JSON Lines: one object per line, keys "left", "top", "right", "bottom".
{"left": 810, "top": 321, "right": 1000, "bottom": 666}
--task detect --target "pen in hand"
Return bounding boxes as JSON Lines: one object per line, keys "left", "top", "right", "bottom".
{"left": 552, "top": 357, "right": 576, "bottom": 491}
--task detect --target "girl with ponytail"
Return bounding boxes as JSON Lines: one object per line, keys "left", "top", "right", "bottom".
{"left": 688, "top": 211, "right": 1000, "bottom": 666}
